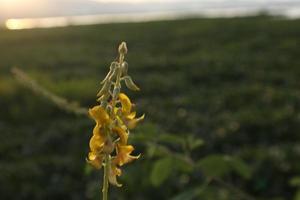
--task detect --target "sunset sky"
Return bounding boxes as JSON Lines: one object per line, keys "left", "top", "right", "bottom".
{"left": 1, "top": 0, "right": 300, "bottom": 23}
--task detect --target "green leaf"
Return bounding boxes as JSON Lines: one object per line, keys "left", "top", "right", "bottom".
{"left": 171, "top": 187, "right": 200, "bottom": 200}
{"left": 295, "top": 190, "right": 300, "bottom": 200}
{"left": 150, "top": 157, "right": 173, "bottom": 186}
{"left": 133, "top": 123, "right": 159, "bottom": 140}
{"left": 157, "top": 133, "right": 185, "bottom": 146}
{"left": 173, "top": 157, "right": 194, "bottom": 173}
{"left": 196, "top": 154, "right": 251, "bottom": 179}
{"left": 230, "top": 157, "right": 252, "bottom": 179}
{"left": 187, "top": 136, "right": 204, "bottom": 150}
{"left": 197, "top": 155, "right": 231, "bottom": 177}
{"left": 290, "top": 177, "right": 300, "bottom": 187}
{"left": 171, "top": 180, "right": 210, "bottom": 200}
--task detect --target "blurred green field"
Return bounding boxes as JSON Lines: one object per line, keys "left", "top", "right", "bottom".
{"left": 1, "top": 16, "right": 300, "bottom": 200}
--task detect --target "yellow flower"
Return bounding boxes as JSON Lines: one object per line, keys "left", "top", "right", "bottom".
{"left": 87, "top": 152, "right": 103, "bottom": 169}
{"left": 119, "top": 93, "right": 132, "bottom": 115}
{"left": 118, "top": 93, "right": 144, "bottom": 129}
{"left": 108, "top": 162, "right": 122, "bottom": 187}
{"left": 87, "top": 105, "right": 110, "bottom": 169}
{"left": 89, "top": 134, "right": 105, "bottom": 152}
{"left": 127, "top": 114, "right": 145, "bottom": 129}
{"left": 112, "top": 127, "right": 128, "bottom": 145}
{"left": 92, "top": 124, "right": 101, "bottom": 136}
{"left": 114, "top": 144, "right": 140, "bottom": 166}
{"left": 87, "top": 129, "right": 106, "bottom": 169}
{"left": 89, "top": 105, "right": 110, "bottom": 125}
{"left": 86, "top": 42, "right": 144, "bottom": 191}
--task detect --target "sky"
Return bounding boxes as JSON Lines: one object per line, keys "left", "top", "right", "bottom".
{"left": 1, "top": 0, "right": 300, "bottom": 23}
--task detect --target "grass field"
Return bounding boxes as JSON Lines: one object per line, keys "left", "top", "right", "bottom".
{"left": 1, "top": 16, "right": 300, "bottom": 200}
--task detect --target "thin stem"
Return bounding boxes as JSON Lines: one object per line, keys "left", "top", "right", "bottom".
{"left": 11, "top": 67, "right": 88, "bottom": 116}
{"left": 101, "top": 44, "right": 125, "bottom": 200}
{"left": 102, "top": 154, "right": 110, "bottom": 200}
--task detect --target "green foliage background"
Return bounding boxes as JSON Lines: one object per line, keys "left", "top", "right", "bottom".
{"left": 0, "top": 16, "right": 300, "bottom": 200}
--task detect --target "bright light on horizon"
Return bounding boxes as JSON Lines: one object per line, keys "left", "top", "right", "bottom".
{"left": 6, "top": 17, "right": 68, "bottom": 30}
{"left": 4, "top": 12, "right": 182, "bottom": 30}
{"left": 91, "top": 0, "right": 176, "bottom": 3}
{"left": 2, "top": 0, "right": 300, "bottom": 30}
{"left": 5, "top": 19, "right": 26, "bottom": 30}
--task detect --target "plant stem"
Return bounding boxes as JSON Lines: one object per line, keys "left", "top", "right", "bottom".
{"left": 110, "top": 52, "right": 124, "bottom": 113}
{"left": 102, "top": 154, "right": 110, "bottom": 200}
{"left": 101, "top": 43, "right": 125, "bottom": 200}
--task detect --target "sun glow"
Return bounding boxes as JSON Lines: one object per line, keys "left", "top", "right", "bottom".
{"left": 4, "top": 12, "right": 181, "bottom": 30}
{"left": 91, "top": 0, "right": 175, "bottom": 3}
{"left": 5, "top": 17, "right": 69, "bottom": 30}
{"left": 5, "top": 19, "right": 27, "bottom": 30}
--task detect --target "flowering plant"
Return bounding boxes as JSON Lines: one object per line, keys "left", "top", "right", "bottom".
{"left": 87, "top": 42, "right": 144, "bottom": 200}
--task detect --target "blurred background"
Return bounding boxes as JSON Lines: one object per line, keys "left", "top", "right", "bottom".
{"left": 1, "top": 0, "right": 300, "bottom": 200}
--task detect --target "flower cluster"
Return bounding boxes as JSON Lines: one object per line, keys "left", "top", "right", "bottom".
{"left": 87, "top": 42, "right": 144, "bottom": 187}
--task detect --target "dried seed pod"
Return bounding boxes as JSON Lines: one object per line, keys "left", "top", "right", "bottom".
{"left": 124, "top": 76, "right": 140, "bottom": 91}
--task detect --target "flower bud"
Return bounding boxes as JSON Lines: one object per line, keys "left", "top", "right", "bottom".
{"left": 118, "top": 42, "right": 127, "bottom": 55}
{"left": 113, "top": 87, "right": 120, "bottom": 99}
{"left": 100, "top": 101, "right": 108, "bottom": 108}
{"left": 101, "top": 62, "right": 118, "bottom": 84}
{"left": 124, "top": 76, "right": 140, "bottom": 91}
{"left": 121, "top": 62, "right": 128, "bottom": 76}
{"left": 97, "top": 81, "right": 111, "bottom": 97}
{"left": 108, "top": 66, "right": 119, "bottom": 82}
{"left": 97, "top": 92, "right": 110, "bottom": 103}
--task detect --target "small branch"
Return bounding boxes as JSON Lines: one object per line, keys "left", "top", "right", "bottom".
{"left": 11, "top": 67, "right": 88, "bottom": 116}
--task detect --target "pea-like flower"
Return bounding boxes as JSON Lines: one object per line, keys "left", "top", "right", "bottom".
{"left": 118, "top": 93, "right": 145, "bottom": 130}
{"left": 86, "top": 106, "right": 110, "bottom": 169}
{"left": 86, "top": 42, "right": 144, "bottom": 195}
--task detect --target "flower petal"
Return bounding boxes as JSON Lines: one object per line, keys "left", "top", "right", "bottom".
{"left": 108, "top": 162, "right": 122, "bottom": 187}
{"left": 118, "top": 93, "right": 132, "bottom": 115}
{"left": 87, "top": 152, "right": 103, "bottom": 169}
{"left": 89, "top": 105, "right": 110, "bottom": 125}
{"left": 126, "top": 111, "right": 136, "bottom": 120}
{"left": 113, "top": 127, "right": 128, "bottom": 145}
{"left": 89, "top": 134, "right": 105, "bottom": 152}
{"left": 127, "top": 114, "right": 145, "bottom": 129}
{"left": 115, "top": 144, "right": 140, "bottom": 166}
{"left": 92, "top": 123, "right": 102, "bottom": 136}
